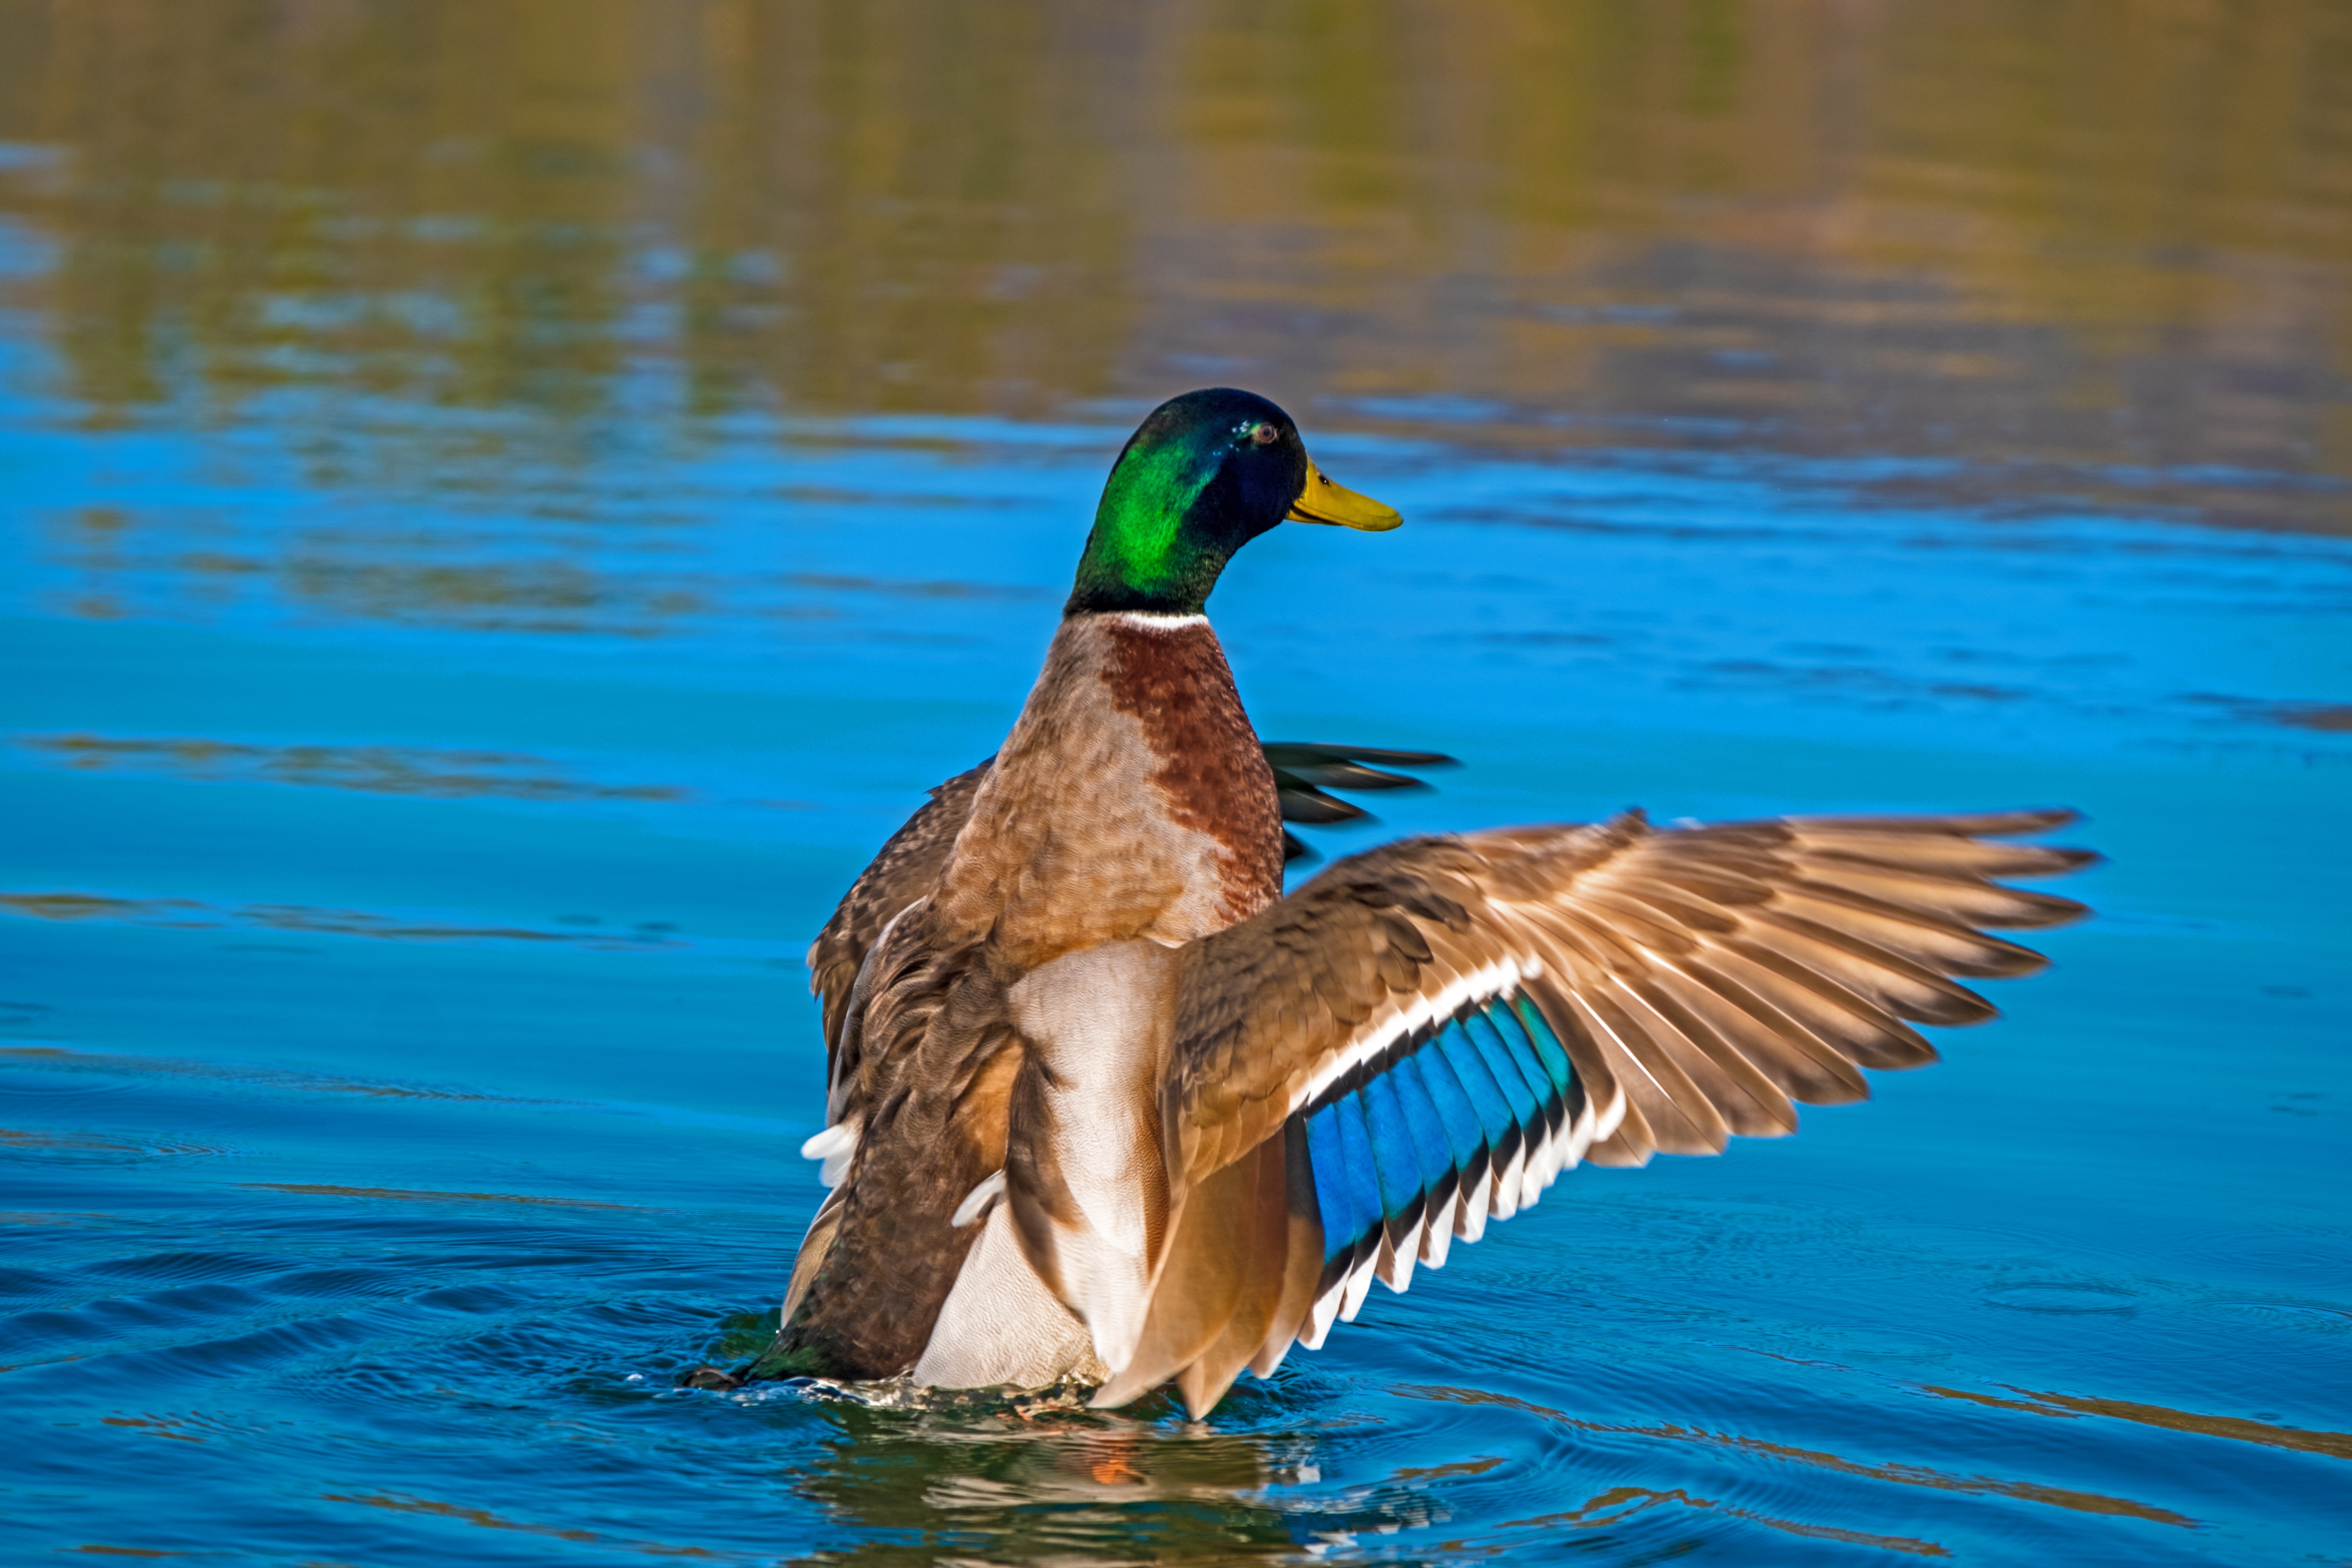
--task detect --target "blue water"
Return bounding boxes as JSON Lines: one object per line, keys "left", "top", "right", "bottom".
{"left": 5, "top": 241, "right": 2352, "bottom": 1560}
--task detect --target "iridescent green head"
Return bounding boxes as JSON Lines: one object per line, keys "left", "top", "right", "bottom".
{"left": 1065, "top": 388, "right": 1401, "bottom": 617}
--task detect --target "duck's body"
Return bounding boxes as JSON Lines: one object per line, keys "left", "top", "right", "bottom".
{"left": 739, "top": 389, "right": 2093, "bottom": 1415}
{"left": 771, "top": 608, "right": 1284, "bottom": 1384}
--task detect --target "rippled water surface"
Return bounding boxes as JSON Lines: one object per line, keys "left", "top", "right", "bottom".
{"left": 3, "top": 4, "right": 2350, "bottom": 1562}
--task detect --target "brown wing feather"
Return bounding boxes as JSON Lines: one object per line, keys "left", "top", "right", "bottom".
{"left": 1092, "top": 1127, "right": 1295, "bottom": 1415}
{"left": 808, "top": 759, "right": 994, "bottom": 1060}
{"left": 763, "top": 906, "right": 1028, "bottom": 1379}
{"left": 1164, "top": 807, "right": 2091, "bottom": 1185}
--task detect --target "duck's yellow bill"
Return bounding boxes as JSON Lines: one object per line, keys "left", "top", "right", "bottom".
{"left": 1286, "top": 458, "right": 1403, "bottom": 531}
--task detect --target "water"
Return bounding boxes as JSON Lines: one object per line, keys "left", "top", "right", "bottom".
{"left": 2, "top": 3, "right": 2349, "bottom": 1562}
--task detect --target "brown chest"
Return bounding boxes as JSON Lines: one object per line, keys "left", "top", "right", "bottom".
{"left": 1100, "top": 617, "right": 1285, "bottom": 909}
{"left": 936, "top": 614, "right": 1285, "bottom": 965}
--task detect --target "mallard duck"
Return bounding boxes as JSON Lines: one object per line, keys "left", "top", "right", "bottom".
{"left": 729, "top": 388, "right": 2092, "bottom": 1416}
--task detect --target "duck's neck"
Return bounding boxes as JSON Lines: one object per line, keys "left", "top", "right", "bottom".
{"left": 934, "top": 611, "right": 1284, "bottom": 967}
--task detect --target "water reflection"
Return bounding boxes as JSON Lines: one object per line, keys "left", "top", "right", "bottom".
{"left": 1, "top": 0, "right": 2346, "bottom": 529}
{"left": 781, "top": 1403, "right": 1312, "bottom": 1565}
{"left": 17, "top": 732, "right": 688, "bottom": 803}
{"left": 1919, "top": 1383, "right": 2352, "bottom": 1463}
{"left": 0, "top": 889, "right": 683, "bottom": 946}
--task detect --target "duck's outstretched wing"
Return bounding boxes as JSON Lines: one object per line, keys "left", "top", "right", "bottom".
{"left": 1098, "top": 807, "right": 2095, "bottom": 1415}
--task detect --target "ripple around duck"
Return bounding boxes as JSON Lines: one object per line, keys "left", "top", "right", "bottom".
{"left": 242, "top": 1182, "right": 640, "bottom": 1210}
{"left": 250, "top": 1265, "right": 413, "bottom": 1301}
{"left": 1291, "top": 1403, "right": 1961, "bottom": 1563}
{"left": 1468, "top": 1485, "right": 1957, "bottom": 1561}
{"left": 1387, "top": 1383, "right": 2199, "bottom": 1529}
{"left": 2206, "top": 1301, "right": 2352, "bottom": 1334}
{"left": 0, "top": 1124, "right": 230, "bottom": 1162}
{"left": 660, "top": 1360, "right": 2166, "bottom": 1563}
{"left": 0, "top": 1044, "right": 556, "bottom": 1106}
{"left": 0, "top": 1265, "right": 69, "bottom": 1300}
{"left": 1978, "top": 1281, "right": 2142, "bottom": 1316}
{"left": 80, "top": 1250, "right": 288, "bottom": 1285}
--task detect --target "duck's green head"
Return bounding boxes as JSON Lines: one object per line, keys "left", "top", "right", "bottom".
{"left": 1066, "top": 388, "right": 1401, "bottom": 617}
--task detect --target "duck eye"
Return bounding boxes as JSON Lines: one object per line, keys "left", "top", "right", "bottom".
{"left": 1249, "top": 421, "right": 1280, "bottom": 447}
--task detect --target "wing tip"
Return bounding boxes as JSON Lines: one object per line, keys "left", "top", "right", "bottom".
{"left": 1979, "top": 897, "right": 2094, "bottom": 934}
{"left": 1785, "top": 805, "right": 2086, "bottom": 839}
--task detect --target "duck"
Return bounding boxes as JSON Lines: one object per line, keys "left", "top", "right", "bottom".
{"left": 724, "top": 387, "right": 2093, "bottom": 1417}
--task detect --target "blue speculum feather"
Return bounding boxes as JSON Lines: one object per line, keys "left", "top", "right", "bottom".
{"left": 1381, "top": 1055, "right": 1456, "bottom": 1201}
{"left": 1513, "top": 997, "right": 1578, "bottom": 1101}
{"left": 1434, "top": 1021, "right": 1521, "bottom": 1149}
{"left": 1398, "top": 1049, "right": 1485, "bottom": 1176}
{"left": 1461, "top": 1008, "right": 1546, "bottom": 1127}
{"left": 1488, "top": 1000, "right": 1566, "bottom": 1131}
{"left": 1303, "top": 993, "right": 1581, "bottom": 1276}
{"left": 1306, "top": 1105, "right": 1367, "bottom": 1268}
{"left": 1358, "top": 1072, "right": 1429, "bottom": 1229}
{"left": 1322, "top": 1092, "right": 1387, "bottom": 1267}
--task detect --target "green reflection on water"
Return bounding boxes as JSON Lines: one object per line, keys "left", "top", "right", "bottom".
{"left": 1, "top": 0, "right": 2346, "bottom": 528}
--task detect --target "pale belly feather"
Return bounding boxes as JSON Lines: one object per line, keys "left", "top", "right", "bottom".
{"left": 912, "top": 940, "right": 1179, "bottom": 1389}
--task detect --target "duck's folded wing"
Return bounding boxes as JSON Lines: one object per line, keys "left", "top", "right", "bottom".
{"left": 1263, "top": 742, "right": 1457, "bottom": 864}
{"left": 1099, "top": 807, "right": 2095, "bottom": 1415}
{"left": 808, "top": 760, "right": 995, "bottom": 1057}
